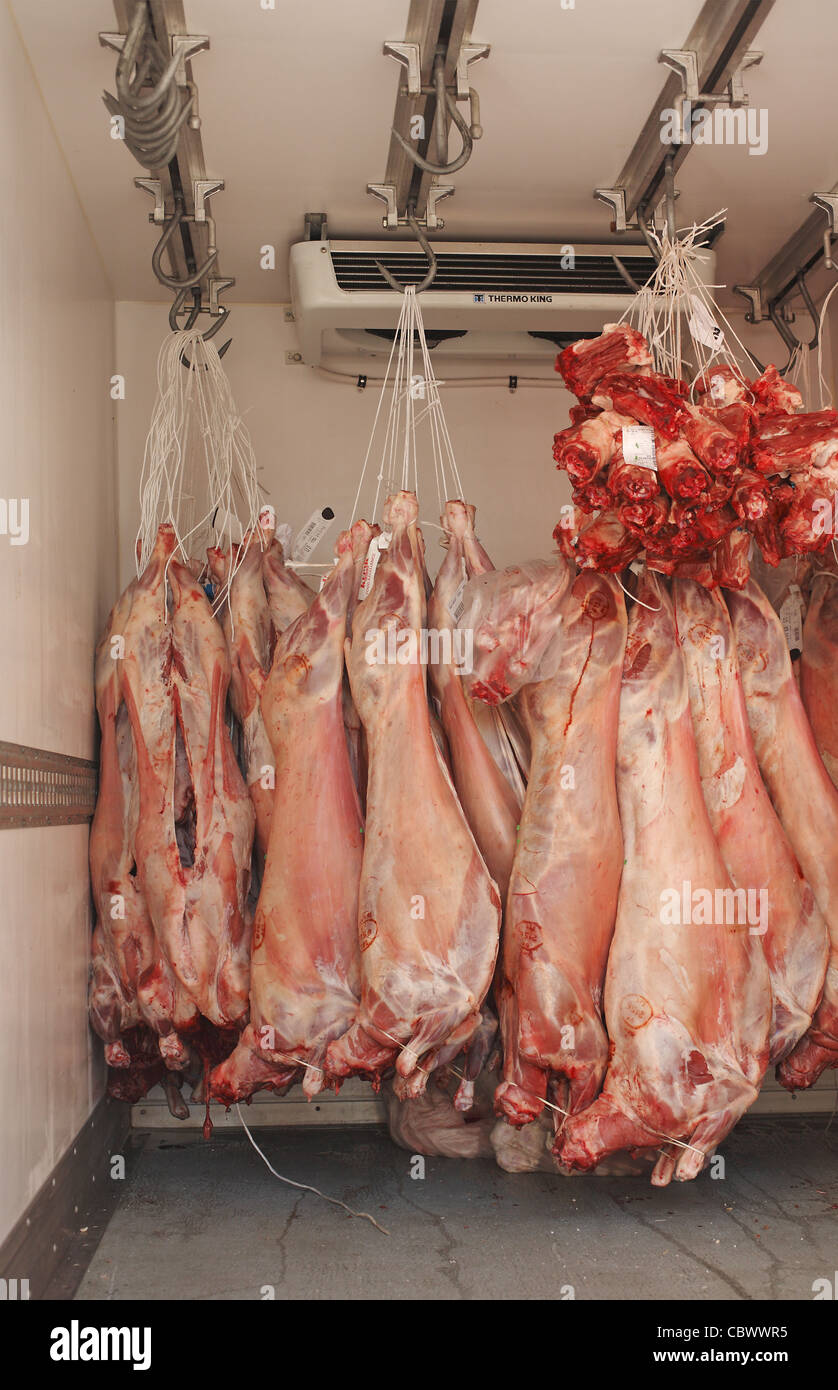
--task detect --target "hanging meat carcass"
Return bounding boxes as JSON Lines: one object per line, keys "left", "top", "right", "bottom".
{"left": 495, "top": 570, "right": 626, "bottom": 1128}
{"left": 426, "top": 502, "right": 522, "bottom": 898}
{"left": 208, "top": 531, "right": 275, "bottom": 864}
{"left": 120, "top": 524, "right": 254, "bottom": 1032}
{"left": 558, "top": 572, "right": 771, "bottom": 1185}
{"left": 727, "top": 581, "right": 838, "bottom": 1088}
{"left": 89, "top": 577, "right": 199, "bottom": 1080}
{"left": 211, "top": 531, "right": 364, "bottom": 1102}
{"left": 801, "top": 566, "right": 838, "bottom": 789}
{"left": 672, "top": 579, "right": 828, "bottom": 1063}
{"left": 326, "top": 491, "right": 502, "bottom": 1103}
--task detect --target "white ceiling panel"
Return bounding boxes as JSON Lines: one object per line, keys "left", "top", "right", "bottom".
{"left": 9, "top": 0, "right": 838, "bottom": 328}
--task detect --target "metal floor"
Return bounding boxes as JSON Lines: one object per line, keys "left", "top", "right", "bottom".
{"left": 73, "top": 1117, "right": 837, "bottom": 1302}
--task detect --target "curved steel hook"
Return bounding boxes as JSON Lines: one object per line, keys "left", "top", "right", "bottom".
{"left": 767, "top": 273, "right": 819, "bottom": 374}
{"left": 169, "top": 286, "right": 202, "bottom": 333}
{"left": 374, "top": 208, "right": 437, "bottom": 293}
{"left": 178, "top": 305, "right": 233, "bottom": 368}
{"left": 637, "top": 206, "right": 662, "bottom": 265}
{"left": 390, "top": 58, "right": 474, "bottom": 176}
{"left": 152, "top": 198, "right": 218, "bottom": 290}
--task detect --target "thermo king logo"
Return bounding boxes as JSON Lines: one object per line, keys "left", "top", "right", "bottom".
{"left": 472, "top": 293, "right": 554, "bottom": 304}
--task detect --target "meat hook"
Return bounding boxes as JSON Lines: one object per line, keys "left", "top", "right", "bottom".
{"left": 152, "top": 197, "right": 219, "bottom": 290}
{"left": 169, "top": 287, "right": 232, "bottom": 367}
{"left": 391, "top": 56, "right": 476, "bottom": 176}
{"left": 767, "top": 271, "right": 820, "bottom": 374}
{"left": 374, "top": 204, "right": 438, "bottom": 293}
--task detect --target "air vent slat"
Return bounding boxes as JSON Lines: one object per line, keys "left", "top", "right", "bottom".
{"left": 330, "top": 250, "right": 657, "bottom": 295}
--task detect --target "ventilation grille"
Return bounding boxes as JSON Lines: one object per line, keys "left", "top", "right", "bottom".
{"left": 0, "top": 741, "right": 98, "bottom": 829}
{"left": 331, "top": 250, "right": 658, "bottom": 294}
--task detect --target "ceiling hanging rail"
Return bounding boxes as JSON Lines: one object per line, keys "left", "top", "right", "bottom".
{"left": 365, "top": 0, "right": 488, "bottom": 293}
{"left": 593, "top": 0, "right": 775, "bottom": 240}
{"left": 100, "top": 0, "right": 234, "bottom": 358}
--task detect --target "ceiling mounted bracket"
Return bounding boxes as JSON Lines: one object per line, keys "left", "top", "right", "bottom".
{"left": 206, "top": 276, "right": 236, "bottom": 315}
{"left": 812, "top": 192, "right": 838, "bottom": 271}
{"left": 659, "top": 48, "right": 763, "bottom": 144}
{"left": 169, "top": 35, "right": 210, "bottom": 85}
{"left": 732, "top": 284, "right": 765, "bottom": 323}
{"left": 383, "top": 41, "right": 422, "bottom": 95}
{"left": 593, "top": 188, "right": 637, "bottom": 235}
{"left": 659, "top": 48, "right": 763, "bottom": 106}
{"left": 192, "top": 178, "right": 224, "bottom": 221}
{"left": 135, "top": 176, "right": 166, "bottom": 223}
{"left": 455, "top": 43, "right": 490, "bottom": 100}
{"left": 367, "top": 183, "right": 453, "bottom": 231}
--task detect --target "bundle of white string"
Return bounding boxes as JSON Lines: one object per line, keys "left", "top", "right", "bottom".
{"left": 135, "top": 330, "right": 262, "bottom": 589}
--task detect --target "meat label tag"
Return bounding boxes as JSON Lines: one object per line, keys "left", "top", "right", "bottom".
{"left": 779, "top": 584, "right": 804, "bottom": 652}
{"left": 358, "top": 532, "right": 391, "bottom": 600}
{"left": 622, "top": 425, "right": 657, "bottom": 470}
{"left": 688, "top": 294, "right": 725, "bottom": 351}
{"left": 449, "top": 575, "right": 467, "bottom": 622}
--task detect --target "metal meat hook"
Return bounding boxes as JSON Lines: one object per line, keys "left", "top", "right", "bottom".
{"left": 767, "top": 271, "right": 820, "bottom": 374}
{"left": 169, "top": 288, "right": 232, "bottom": 367}
{"left": 391, "top": 56, "right": 475, "bottom": 176}
{"left": 374, "top": 206, "right": 438, "bottom": 293}
{"left": 151, "top": 197, "right": 218, "bottom": 290}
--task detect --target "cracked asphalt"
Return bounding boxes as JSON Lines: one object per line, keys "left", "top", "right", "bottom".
{"left": 74, "top": 1117, "right": 837, "bottom": 1301}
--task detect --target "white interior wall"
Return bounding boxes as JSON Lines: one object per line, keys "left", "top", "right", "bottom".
{"left": 0, "top": 4, "right": 117, "bottom": 1245}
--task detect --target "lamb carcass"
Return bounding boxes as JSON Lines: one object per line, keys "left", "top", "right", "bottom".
{"left": 558, "top": 572, "right": 771, "bottom": 1185}
{"left": 495, "top": 570, "right": 626, "bottom": 1128}
{"left": 89, "top": 578, "right": 198, "bottom": 1074}
{"left": 727, "top": 581, "right": 838, "bottom": 1088}
{"left": 122, "top": 525, "right": 254, "bottom": 1032}
{"left": 426, "top": 503, "right": 522, "bottom": 897}
{"left": 211, "top": 531, "right": 364, "bottom": 1102}
{"left": 209, "top": 532, "right": 274, "bottom": 863}
{"left": 326, "top": 491, "right": 502, "bottom": 1102}
{"left": 673, "top": 579, "right": 828, "bottom": 1062}
{"left": 801, "top": 569, "right": 838, "bottom": 790}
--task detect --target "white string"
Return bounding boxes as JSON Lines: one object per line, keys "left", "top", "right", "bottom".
{"left": 136, "top": 331, "right": 261, "bottom": 596}
{"left": 235, "top": 1105, "right": 390, "bottom": 1235}
{"left": 349, "top": 285, "right": 467, "bottom": 528}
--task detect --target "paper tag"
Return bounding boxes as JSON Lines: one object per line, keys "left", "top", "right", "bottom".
{"left": 449, "top": 575, "right": 467, "bottom": 622}
{"left": 292, "top": 506, "right": 335, "bottom": 561}
{"left": 779, "top": 584, "right": 804, "bottom": 652}
{"left": 709, "top": 373, "right": 727, "bottom": 405}
{"left": 689, "top": 295, "right": 725, "bottom": 351}
{"left": 622, "top": 425, "right": 657, "bottom": 471}
{"left": 358, "top": 532, "right": 392, "bottom": 600}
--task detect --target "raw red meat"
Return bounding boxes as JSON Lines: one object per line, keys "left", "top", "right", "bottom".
{"left": 556, "top": 323, "right": 652, "bottom": 398}
{"left": 801, "top": 569, "right": 838, "bottom": 788}
{"left": 606, "top": 439, "right": 661, "bottom": 502}
{"left": 569, "top": 510, "right": 642, "bottom": 572}
{"left": 558, "top": 572, "right": 771, "bottom": 1184}
{"left": 695, "top": 365, "right": 748, "bottom": 407}
{"left": 673, "top": 580, "right": 828, "bottom": 1063}
{"left": 427, "top": 502, "right": 522, "bottom": 898}
{"left": 326, "top": 492, "right": 502, "bottom": 1101}
{"left": 751, "top": 364, "right": 803, "bottom": 416}
{"left": 462, "top": 558, "right": 571, "bottom": 705}
{"left": 592, "top": 373, "right": 687, "bottom": 439}
{"left": 552, "top": 410, "right": 622, "bottom": 486}
{"left": 681, "top": 403, "right": 740, "bottom": 473}
{"left": 261, "top": 535, "right": 314, "bottom": 636}
{"left": 727, "top": 581, "right": 838, "bottom": 1088}
{"left": 211, "top": 532, "right": 364, "bottom": 1102}
{"left": 731, "top": 469, "right": 771, "bottom": 522}
{"left": 750, "top": 409, "right": 838, "bottom": 476}
{"left": 655, "top": 437, "right": 711, "bottom": 500}
{"left": 208, "top": 532, "right": 274, "bottom": 863}
{"left": 121, "top": 525, "right": 254, "bottom": 1032}
{"left": 618, "top": 493, "right": 670, "bottom": 539}
{"left": 495, "top": 571, "right": 626, "bottom": 1127}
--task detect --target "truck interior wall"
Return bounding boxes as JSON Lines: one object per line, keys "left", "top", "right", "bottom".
{"left": 113, "top": 303, "right": 834, "bottom": 586}
{"left": 0, "top": 4, "right": 117, "bottom": 1247}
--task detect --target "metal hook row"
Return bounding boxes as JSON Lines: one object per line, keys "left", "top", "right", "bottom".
{"left": 102, "top": 2, "right": 193, "bottom": 170}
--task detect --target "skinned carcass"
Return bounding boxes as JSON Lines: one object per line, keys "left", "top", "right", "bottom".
{"left": 211, "top": 531, "right": 364, "bottom": 1103}
{"left": 495, "top": 570, "right": 626, "bottom": 1128}
{"left": 326, "top": 491, "right": 502, "bottom": 1103}
{"left": 673, "top": 579, "right": 828, "bottom": 1063}
{"left": 558, "top": 572, "right": 771, "bottom": 1185}
{"left": 727, "top": 580, "right": 838, "bottom": 1088}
